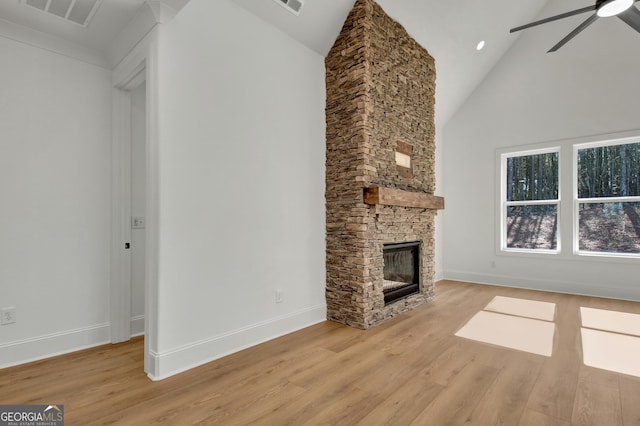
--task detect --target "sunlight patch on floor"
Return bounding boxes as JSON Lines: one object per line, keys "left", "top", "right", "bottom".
{"left": 580, "top": 307, "right": 640, "bottom": 378}
{"left": 455, "top": 297, "right": 557, "bottom": 357}
{"left": 581, "top": 328, "right": 640, "bottom": 377}
{"left": 485, "top": 295, "right": 556, "bottom": 321}
{"left": 580, "top": 307, "right": 640, "bottom": 337}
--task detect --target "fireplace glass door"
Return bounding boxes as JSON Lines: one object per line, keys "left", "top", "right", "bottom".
{"left": 383, "top": 241, "right": 420, "bottom": 304}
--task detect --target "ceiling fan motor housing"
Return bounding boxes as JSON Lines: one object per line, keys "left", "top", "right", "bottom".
{"left": 511, "top": 0, "right": 640, "bottom": 52}
{"left": 596, "top": 0, "right": 635, "bottom": 17}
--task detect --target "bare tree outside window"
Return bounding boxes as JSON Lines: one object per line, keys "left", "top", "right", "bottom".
{"left": 577, "top": 141, "right": 640, "bottom": 255}
{"left": 504, "top": 151, "right": 559, "bottom": 251}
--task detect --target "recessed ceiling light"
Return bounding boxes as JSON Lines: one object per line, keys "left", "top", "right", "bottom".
{"left": 476, "top": 40, "right": 486, "bottom": 51}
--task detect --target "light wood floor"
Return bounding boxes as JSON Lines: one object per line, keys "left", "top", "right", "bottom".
{"left": 2, "top": 280, "right": 640, "bottom": 425}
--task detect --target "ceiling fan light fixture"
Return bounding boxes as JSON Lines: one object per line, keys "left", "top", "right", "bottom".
{"left": 596, "top": 0, "right": 634, "bottom": 17}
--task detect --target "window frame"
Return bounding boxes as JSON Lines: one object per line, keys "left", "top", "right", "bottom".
{"left": 573, "top": 137, "right": 640, "bottom": 259}
{"left": 499, "top": 146, "right": 561, "bottom": 255}
{"left": 496, "top": 131, "right": 640, "bottom": 264}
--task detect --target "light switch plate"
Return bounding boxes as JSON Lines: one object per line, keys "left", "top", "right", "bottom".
{"left": 1, "top": 307, "right": 16, "bottom": 325}
{"left": 132, "top": 216, "right": 145, "bottom": 229}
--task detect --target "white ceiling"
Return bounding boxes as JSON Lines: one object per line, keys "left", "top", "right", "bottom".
{"left": 0, "top": 0, "right": 147, "bottom": 54}
{"left": 5, "top": 0, "right": 626, "bottom": 128}
{"left": 234, "top": 0, "right": 551, "bottom": 128}
{"left": 0, "top": 0, "right": 190, "bottom": 65}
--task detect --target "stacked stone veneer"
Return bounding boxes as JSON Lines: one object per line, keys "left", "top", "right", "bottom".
{"left": 325, "top": 0, "right": 437, "bottom": 329}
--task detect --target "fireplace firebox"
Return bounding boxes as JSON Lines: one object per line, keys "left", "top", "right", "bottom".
{"left": 383, "top": 241, "right": 420, "bottom": 305}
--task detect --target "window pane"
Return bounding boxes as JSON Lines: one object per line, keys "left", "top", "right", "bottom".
{"left": 506, "top": 152, "right": 559, "bottom": 201}
{"left": 506, "top": 205, "right": 558, "bottom": 250}
{"left": 579, "top": 202, "right": 640, "bottom": 254}
{"left": 577, "top": 142, "right": 640, "bottom": 198}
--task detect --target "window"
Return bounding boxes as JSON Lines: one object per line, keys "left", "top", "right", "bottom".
{"left": 575, "top": 140, "right": 640, "bottom": 256}
{"left": 501, "top": 149, "right": 560, "bottom": 252}
{"left": 499, "top": 136, "right": 640, "bottom": 260}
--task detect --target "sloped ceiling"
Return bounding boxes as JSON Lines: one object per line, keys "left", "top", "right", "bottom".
{"left": 0, "top": 0, "right": 190, "bottom": 66}
{"left": 234, "top": 0, "right": 551, "bottom": 128}
{"left": 0, "top": 0, "right": 147, "bottom": 53}
{"left": 4, "top": 0, "right": 634, "bottom": 128}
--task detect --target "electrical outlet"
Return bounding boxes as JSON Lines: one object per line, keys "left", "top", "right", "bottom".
{"left": 1, "top": 307, "right": 16, "bottom": 325}
{"left": 275, "top": 290, "right": 284, "bottom": 304}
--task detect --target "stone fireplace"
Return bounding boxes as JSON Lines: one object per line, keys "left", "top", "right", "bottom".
{"left": 325, "top": 0, "right": 444, "bottom": 329}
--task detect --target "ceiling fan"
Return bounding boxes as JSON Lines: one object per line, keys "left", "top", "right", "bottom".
{"left": 510, "top": 0, "right": 640, "bottom": 52}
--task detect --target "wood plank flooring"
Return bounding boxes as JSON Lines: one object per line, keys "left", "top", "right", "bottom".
{"left": 2, "top": 280, "right": 640, "bottom": 425}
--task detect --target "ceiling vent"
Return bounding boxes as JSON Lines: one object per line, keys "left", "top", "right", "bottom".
{"left": 22, "top": 0, "right": 103, "bottom": 27}
{"left": 273, "top": 0, "right": 304, "bottom": 16}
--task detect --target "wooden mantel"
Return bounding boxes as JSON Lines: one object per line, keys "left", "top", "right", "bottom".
{"left": 363, "top": 187, "right": 445, "bottom": 210}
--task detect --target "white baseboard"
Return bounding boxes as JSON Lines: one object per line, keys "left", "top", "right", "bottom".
{"left": 0, "top": 323, "right": 110, "bottom": 369}
{"left": 131, "top": 315, "right": 145, "bottom": 337}
{"left": 443, "top": 270, "right": 640, "bottom": 301}
{"left": 147, "top": 304, "right": 327, "bottom": 381}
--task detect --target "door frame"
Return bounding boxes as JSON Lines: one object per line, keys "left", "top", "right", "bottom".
{"left": 111, "top": 31, "right": 159, "bottom": 375}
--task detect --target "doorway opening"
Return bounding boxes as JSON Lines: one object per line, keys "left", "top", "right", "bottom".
{"left": 111, "top": 58, "right": 153, "bottom": 375}
{"left": 130, "top": 82, "right": 146, "bottom": 339}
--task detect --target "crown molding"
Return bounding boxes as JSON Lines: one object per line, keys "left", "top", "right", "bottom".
{"left": 0, "top": 17, "right": 109, "bottom": 69}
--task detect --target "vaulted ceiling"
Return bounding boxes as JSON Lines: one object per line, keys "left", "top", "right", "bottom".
{"left": 0, "top": 0, "right": 189, "bottom": 66}
{"left": 0, "top": 0, "right": 148, "bottom": 53}
{"left": 3, "top": 0, "right": 633, "bottom": 128}
{"left": 234, "top": 0, "right": 551, "bottom": 128}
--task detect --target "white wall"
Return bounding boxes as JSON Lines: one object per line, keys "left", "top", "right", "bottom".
{"left": 442, "top": 0, "right": 640, "bottom": 300}
{"left": 0, "top": 36, "right": 112, "bottom": 366}
{"left": 149, "top": 0, "right": 326, "bottom": 378}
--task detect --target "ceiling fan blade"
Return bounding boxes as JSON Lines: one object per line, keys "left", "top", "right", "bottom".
{"left": 548, "top": 13, "right": 599, "bottom": 52}
{"left": 510, "top": 5, "right": 596, "bottom": 33}
{"left": 618, "top": 5, "right": 640, "bottom": 34}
